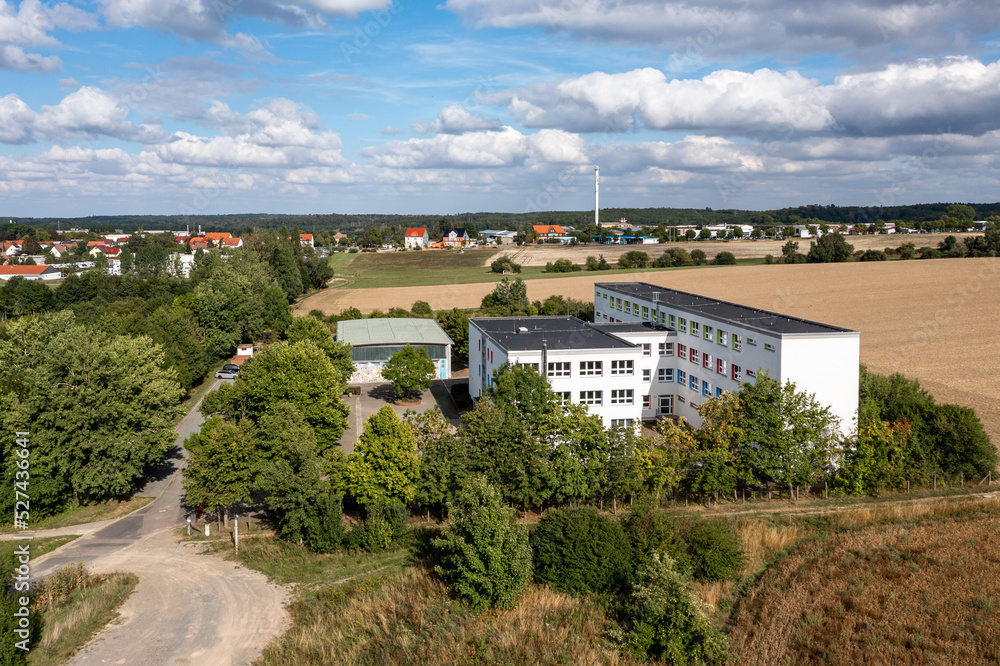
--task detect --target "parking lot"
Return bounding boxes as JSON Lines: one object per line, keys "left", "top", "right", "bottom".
{"left": 338, "top": 379, "right": 466, "bottom": 454}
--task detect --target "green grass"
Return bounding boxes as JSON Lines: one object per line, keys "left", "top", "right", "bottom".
{"left": 0, "top": 498, "right": 153, "bottom": 535}
{"left": 203, "top": 534, "right": 410, "bottom": 587}
{"left": 27, "top": 570, "right": 139, "bottom": 666}
{"left": 327, "top": 248, "right": 769, "bottom": 290}
{"left": 0, "top": 536, "right": 78, "bottom": 561}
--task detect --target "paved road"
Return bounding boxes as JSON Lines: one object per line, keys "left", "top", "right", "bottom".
{"left": 28, "top": 381, "right": 289, "bottom": 666}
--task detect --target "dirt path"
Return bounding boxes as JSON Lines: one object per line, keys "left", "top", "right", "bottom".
{"left": 28, "top": 382, "right": 290, "bottom": 666}
{"left": 65, "top": 527, "right": 289, "bottom": 666}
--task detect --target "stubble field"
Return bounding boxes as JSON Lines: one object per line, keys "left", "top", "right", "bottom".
{"left": 304, "top": 258, "right": 1000, "bottom": 446}
{"left": 495, "top": 232, "right": 966, "bottom": 265}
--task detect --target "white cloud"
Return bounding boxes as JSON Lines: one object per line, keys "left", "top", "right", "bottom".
{"left": 364, "top": 126, "right": 587, "bottom": 168}
{"left": 0, "top": 94, "right": 35, "bottom": 143}
{"left": 481, "top": 57, "right": 1000, "bottom": 139}
{"left": 96, "top": 0, "right": 394, "bottom": 49}
{"left": 379, "top": 126, "right": 402, "bottom": 135}
{"left": 443, "top": 0, "right": 1000, "bottom": 60}
{"left": 412, "top": 105, "right": 503, "bottom": 135}
{"left": 0, "top": 43, "right": 58, "bottom": 72}
{"left": 348, "top": 112, "right": 370, "bottom": 122}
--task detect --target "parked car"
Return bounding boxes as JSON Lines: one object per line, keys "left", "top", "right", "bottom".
{"left": 223, "top": 364, "right": 241, "bottom": 373}
{"left": 215, "top": 369, "right": 238, "bottom": 380}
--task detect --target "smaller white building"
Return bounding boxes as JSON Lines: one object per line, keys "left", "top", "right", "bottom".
{"left": 404, "top": 227, "right": 429, "bottom": 248}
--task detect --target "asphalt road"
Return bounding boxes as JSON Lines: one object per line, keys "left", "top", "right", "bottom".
{"left": 27, "top": 380, "right": 289, "bottom": 666}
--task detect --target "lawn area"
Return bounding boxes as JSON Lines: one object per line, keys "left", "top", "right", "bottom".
{"left": 0, "top": 497, "right": 153, "bottom": 534}
{"left": 0, "top": 535, "right": 78, "bottom": 561}
{"left": 327, "top": 248, "right": 765, "bottom": 291}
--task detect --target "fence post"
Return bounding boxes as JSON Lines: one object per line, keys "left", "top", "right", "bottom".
{"left": 934, "top": 474, "right": 937, "bottom": 490}
{"left": 907, "top": 479, "right": 910, "bottom": 493}
{"left": 824, "top": 481, "right": 828, "bottom": 499}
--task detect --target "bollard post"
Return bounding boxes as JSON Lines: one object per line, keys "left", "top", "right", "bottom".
{"left": 205, "top": 523, "right": 210, "bottom": 537}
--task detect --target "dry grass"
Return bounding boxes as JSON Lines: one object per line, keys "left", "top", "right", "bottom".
{"left": 256, "top": 566, "right": 637, "bottom": 666}
{"left": 28, "top": 567, "right": 138, "bottom": 666}
{"left": 728, "top": 505, "right": 1000, "bottom": 665}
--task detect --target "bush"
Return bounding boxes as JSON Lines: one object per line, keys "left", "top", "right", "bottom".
{"left": 531, "top": 506, "right": 633, "bottom": 594}
{"left": 618, "top": 251, "right": 650, "bottom": 270}
{"left": 688, "top": 520, "right": 744, "bottom": 582}
{"left": 690, "top": 249, "right": 707, "bottom": 265}
{"left": 490, "top": 255, "right": 522, "bottom": 274}
{"left": 860, "top": 249, "right": 887, "bottom": 261}
{"left": 350, "top": 514, "right": 393, "bottom": 552}
{"left": 308, "top": 309, "right": 327, "bottom": 320}
{"left": 621, "top": 499, "right": 691, "bottom": 574}
{"left": 764, "top": 254, "right": 775, "bottom": 264}
{"left": 410, "top": 300, "right": 432, "bottom": 317}
{"left": 433, "top": 477, "right": 532, "bottom": 611}
{"left": 620, "top": 553, "right": 729, "bottom": 664}
{"left": 305, "top": 492, "right": 346, "bottom": 553}
{"left": 713, "top": 251, "right": 737, "bottom": 265}
{"left": 545, "top": 258, "right": 579, "bottom": 273}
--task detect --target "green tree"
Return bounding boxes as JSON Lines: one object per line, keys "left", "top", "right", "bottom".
{"left": 183, "top": 418, "right": 259, "bottom": 514}
{"left": 947, "top": 203, "right": 976, "bottom": 223}
{"left": 490, "top": 255, "right": 522, "bottom": 274}
{"left": 690, "top": 249, "right": 707, "bottom": 265}
{"left": 713, "top": 251, "right": 737, "bottom": 265}
{"left": 382, "top": 344, "right": 435, "bottom": 400}
{"left": 435, "top": 308, "right": 469, "bottom": 359}
{"left": 733, "top": 373, "right": 839, "bottom": 492}
{"left": 0, "top": 312, "right": 182, "bottom": 517}
{"left": 530, "top": 506, "right": 633, "bottom": 594}
{"left": 408, "top": 408, "right": 469, "bottom": 517}
{"left": 621, "top": 554, "right": 729, "bottom": 664}
{"left": 201, "top": 340, "right": 350, "bottom": 452}
{"left": 286, "top": 315, "right": 355, "bottom": 381}
{"left": 346, "top": 405, "right": 421, "bottom": 505}
{"left": 480, "top": 277, "right": 529, "bottom": 313}
{"left": 486, "top": 363, "right": 557, "bottom": 426}
{"left": 618, "top": 250, "right": 650, "bottom": 269}
{"left": 433, "top": 477, "right": 532, "bottom": 611}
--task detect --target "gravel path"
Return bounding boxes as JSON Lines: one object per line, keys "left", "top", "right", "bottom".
{"left": 27, "top": 381, "right": 290, "bottom": 666}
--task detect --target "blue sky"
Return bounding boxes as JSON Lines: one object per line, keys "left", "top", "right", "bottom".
{"left": 2, "top": 0, "right": 1000, "bottom": 217}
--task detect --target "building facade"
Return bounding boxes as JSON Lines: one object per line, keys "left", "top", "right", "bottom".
{"left": 404, "top": 228, "right": 429, "bottom": 248}
{"left": 469, "top": 282, "right": 860, "bottom": 435}
{"left": 337, "top": 318, "right": 453, "bottom": 383}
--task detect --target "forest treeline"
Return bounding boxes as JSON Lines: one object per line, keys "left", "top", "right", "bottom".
{"left": 8, "top": 201, "right": 1000, "bottom": 236}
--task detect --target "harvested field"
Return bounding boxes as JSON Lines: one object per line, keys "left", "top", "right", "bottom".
{"left": 311, "top": 258, "right": 1000, "bottom": 446}
{"left": 493, "top": 232, "right": 972, "bottom": 266}
{"left": 728, "top": 506, "right": 1000, "bottom": 665}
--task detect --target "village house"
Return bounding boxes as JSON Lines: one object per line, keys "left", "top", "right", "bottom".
{"left": 404, "top": 227, "right": 429, "bottom": 249}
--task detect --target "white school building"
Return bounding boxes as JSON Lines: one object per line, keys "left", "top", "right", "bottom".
{"left": 469, "top": 281, "right": 859, "bottom": 435}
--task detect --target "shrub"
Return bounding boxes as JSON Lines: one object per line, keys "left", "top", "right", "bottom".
{"left": 620, "top": 553, "right": 729, "bottom": 664}
{"left": 531, "top": 506, "right": 633, "bottom": 594}
{"left": 351, "top": 514, "right": 393, "bottom": 552}
{"left": 490, "top": 255, "right": 522, "bottom": 274}
{"left": 690, "top": 249, "right": 707, "bottom": 265}
{"left": 688, "top": 520, "right": 744, "bottom": 582}
{"left": 544, "top": 258, "right": 580, "bottom": 273}
{"left": 764, "top": 254, "right": 775, "bottom": 264}
{"left": 433, "top": 477, "right": 532, "bottom": 611}
{"left": 305, "top": 492, "right": 346, "bottom": 553}
{"left": 621, "top": 499, "right": 691, "bottom": 574}
{"left": 410, "top": 300, "right": 432, "bottom": 317}
{"left": 670, "top": 248, "right": 693, "bottom": 267}
{"left": 713, "top": 251, "right": 737, "bottom": 265}
{"left": 860, "top": 249, "right": 887, "bottom": 261}
{"left": 308, "top": 309, "right": 327, "bottom": 320}
{"left": 618, "top": 250, "right": 650, "bottom": 270}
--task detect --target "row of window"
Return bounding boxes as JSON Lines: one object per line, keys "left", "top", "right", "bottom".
{"left": 597, "top": 292, "right": 779, "bottom": 354}
{"left": 541, "top": 359, "right": 636, "bottom": 378}
{"left": 571, "top": 389, "right": 635, "bottom": 405}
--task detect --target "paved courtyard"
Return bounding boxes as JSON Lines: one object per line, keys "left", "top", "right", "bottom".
{"left": 338, "top": 378, "right": 465, "bottom": 454}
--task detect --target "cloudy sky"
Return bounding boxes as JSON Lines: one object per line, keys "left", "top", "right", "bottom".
{"left": 1, "top": 0, "right": 999, "bottom": 217}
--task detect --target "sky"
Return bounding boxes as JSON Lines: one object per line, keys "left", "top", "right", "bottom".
{"left": 1, "top": 0, "right": 1000, "bottom": 218}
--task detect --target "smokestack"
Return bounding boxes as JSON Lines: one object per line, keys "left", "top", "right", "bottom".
{"left": 594, "top": 166, "right": 600, "bottom": 228}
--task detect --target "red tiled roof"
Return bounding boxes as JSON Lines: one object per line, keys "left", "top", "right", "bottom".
{"left": 205, "top": 232, "right": 231, "bottom": 241}
{"left": 221, "top": 237, "right": 242, "bottom": 246}
{"left": 405, "top": 228, "right": 427, "bottom": 237}
{"left": 533, "top": 225, "right": 565, "bottom": 235}
{"left": 0, "top": 265, "right": 57, "bottom": 275}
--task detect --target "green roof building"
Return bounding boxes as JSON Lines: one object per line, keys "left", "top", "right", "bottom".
{"left": 337, "top": 318, "right": 453, "bottom": 383}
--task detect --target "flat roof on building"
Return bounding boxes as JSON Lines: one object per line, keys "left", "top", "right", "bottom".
{"left": 596, "top": 282, "right": 857, "bottom": 336}
{"left": 338, "top": 318, "right": 453, "bottom": 347}
{"left": 472, "top": 316, "right": 637, "bottom": 352}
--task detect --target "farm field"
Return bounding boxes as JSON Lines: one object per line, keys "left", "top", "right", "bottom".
{"left": 304, "top": 258, "right": 1000, "bottom": 446}
{"left": 494, "top": 232, "right": 971, "bottom": 266}
{"left": 728, "top": 506, "right": 1000, "bottom": 665}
